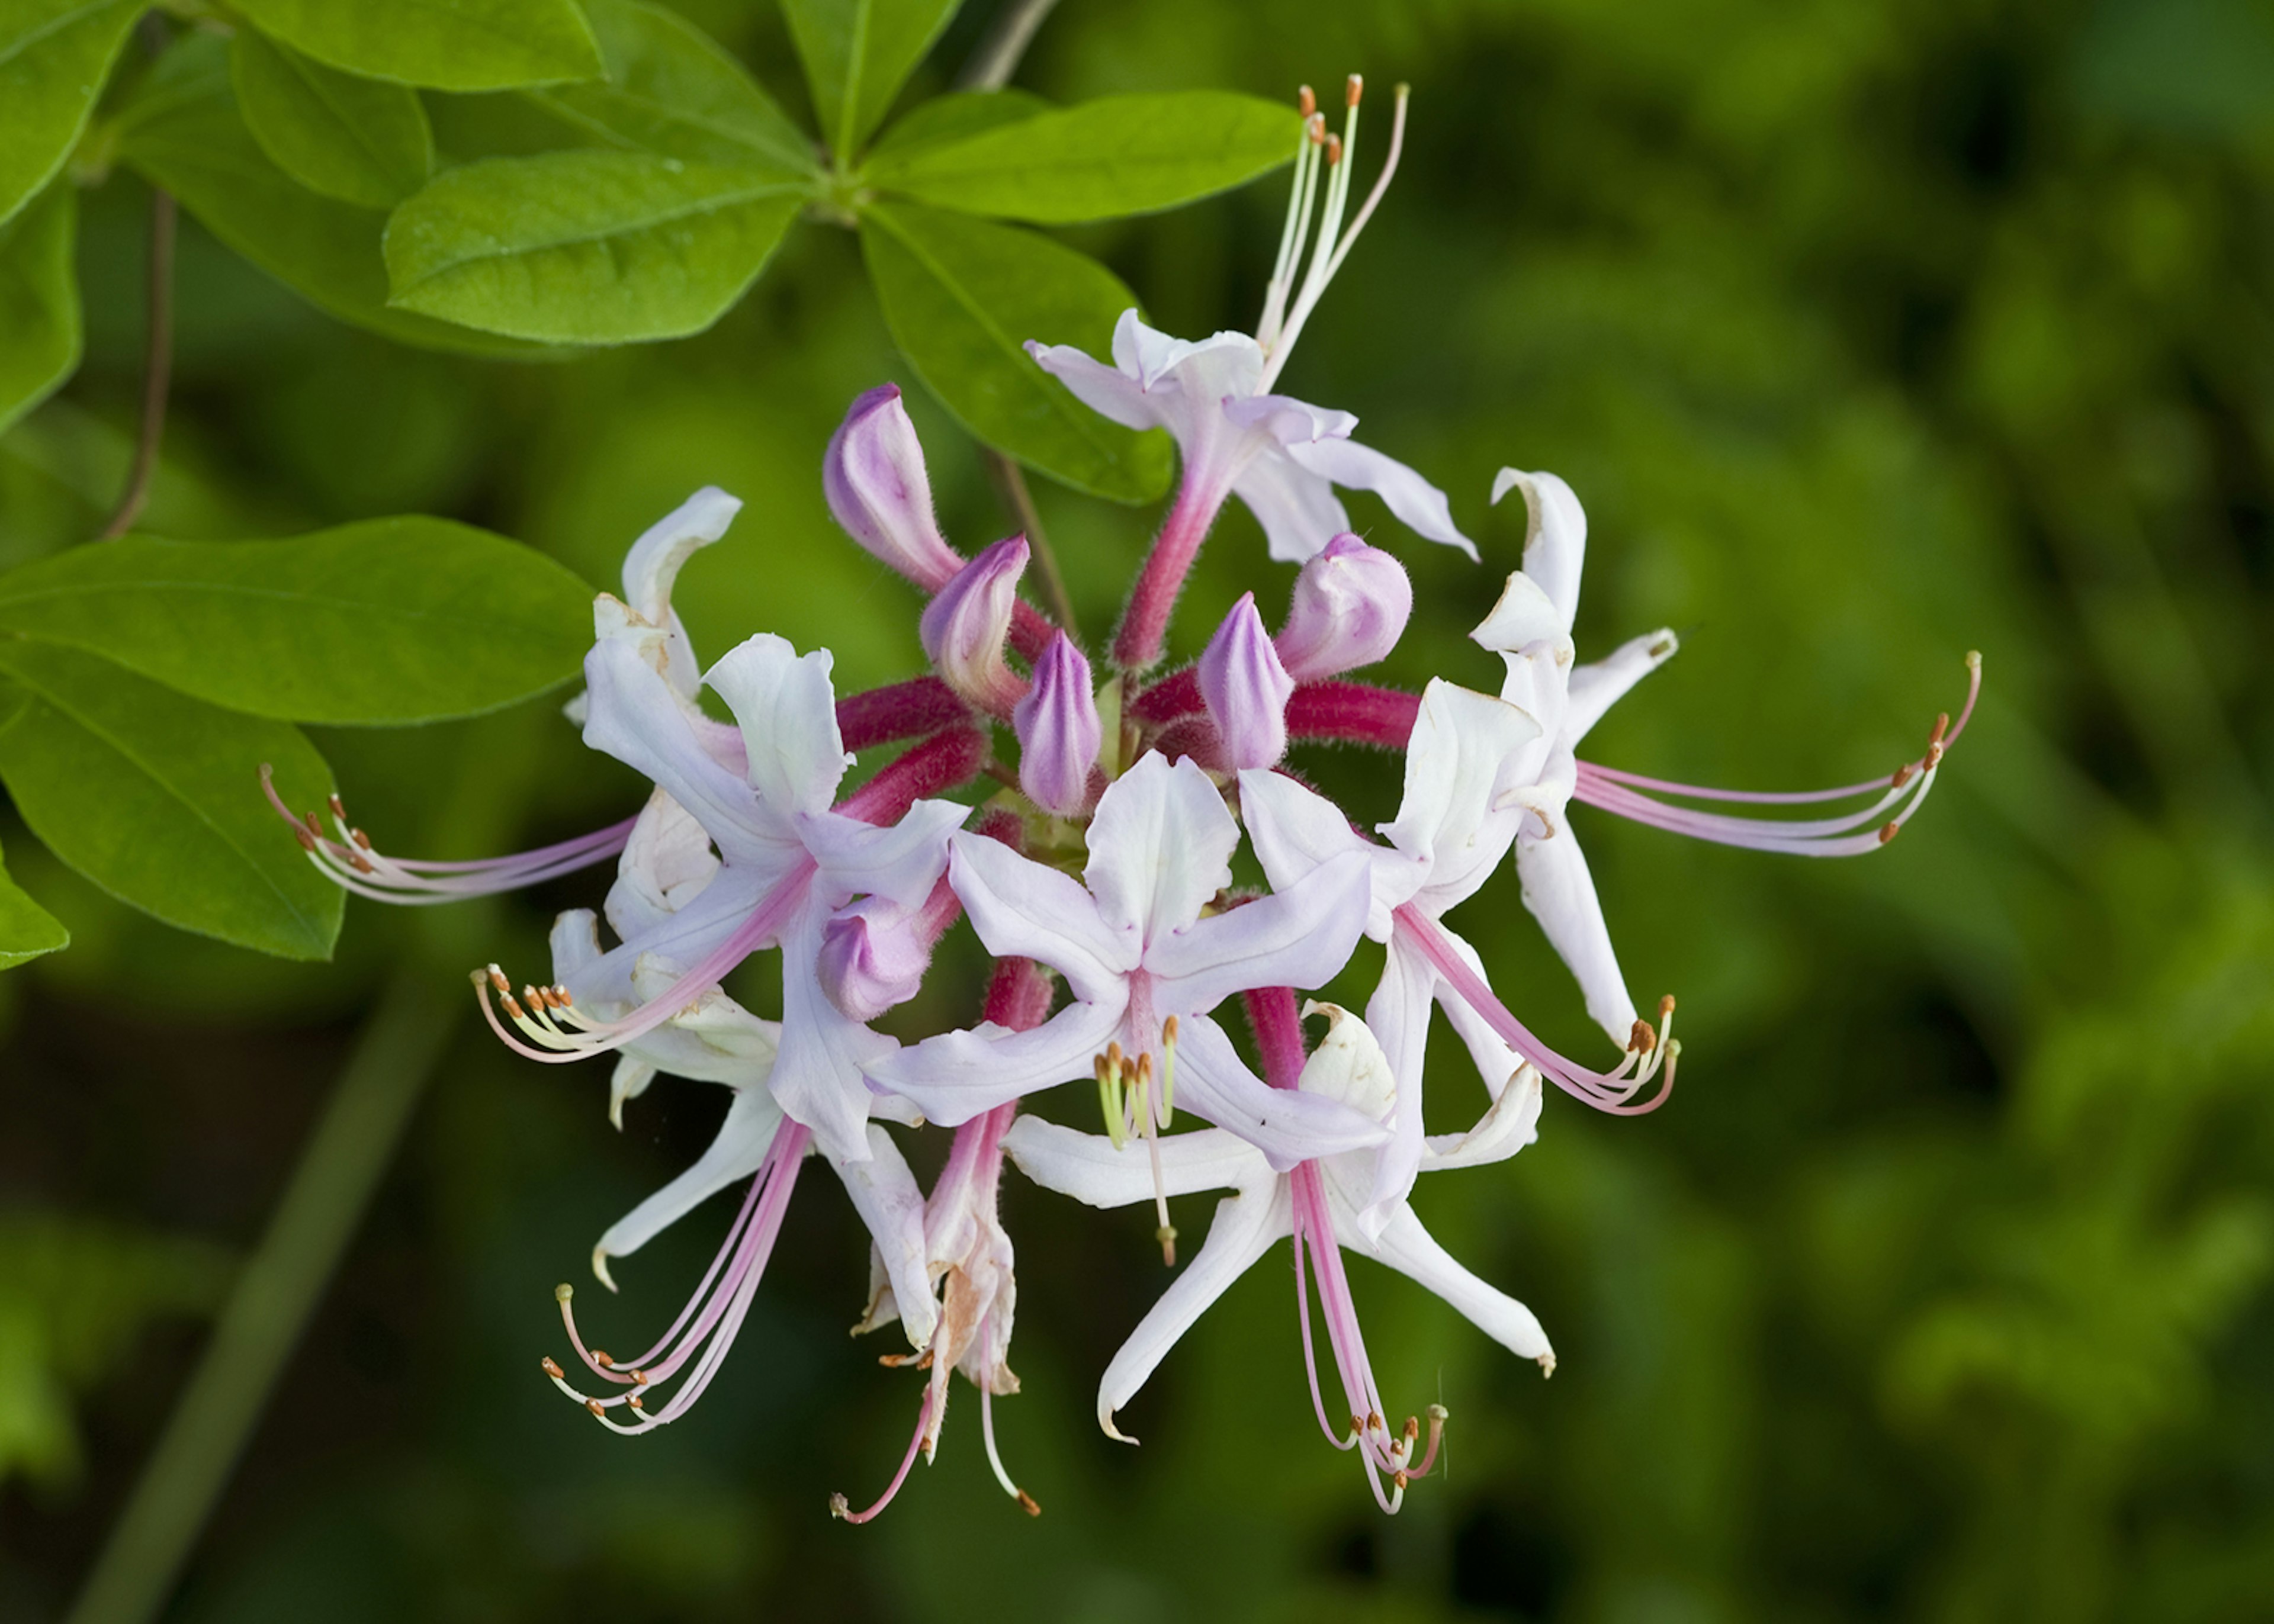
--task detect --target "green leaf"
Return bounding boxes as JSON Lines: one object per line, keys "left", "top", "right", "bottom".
{"left": 866, "top": 91, "right": 1300, "bottom": 223}
{"left": 865, "top": 87, "right": 1046, "bottom": 162}
{"left": 860, "top": 200, "right": 1170, "bottom": 503}
{"left": 0, "top": 644, "right": 342, "bottom": 960}
{"left": 0, "top": 0, "right": 140, "bottom": 228}
{"left": 231, "top": 24, "right": 433, "bottom": 208}
{"left": 781, "top": 0, "right": 960, "bottom": 162}
{"left": 0, "top": 520, "right": 595, "bottom": 725}
{"left": 384, "top": 150, "right": 802, "bottom": 343}
{"left": 525, "top": 0, "right": 814, "bottom": 172}
{"left": 117, "top": 51, "right": 548, "bottom": 358}
{"left": 0, "top": 182, "right": 80, "bottom": 439}
{"left": 0, "top": 832, "right": 69, "bottom": 970}
{"left": 228, "top": 0, "right": 603, "bottom": 92}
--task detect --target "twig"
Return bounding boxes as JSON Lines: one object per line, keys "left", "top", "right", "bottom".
{"left": 65, "top": 975, "right": 456, "bottom": 1624}
{"left": 956, "top": 0, "right": 1078, "bottom": 641}
{"left": 97, "top": 183, "right": 175, "bottom": 541}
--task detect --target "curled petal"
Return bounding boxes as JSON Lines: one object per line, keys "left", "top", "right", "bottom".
{"left": 921, "top": 538, "right": 1029, "bottom": 714}
{"left": 1286, "top": 435, "right": 1475, "bottom": 559}
{"left": 705, "top": 634, "right": 850, "bottom": 819}
{"left": 825, "top": 384, "right": 965, "bottom": 591}
{"left": 1489, "top": 468, "right": 1585, "bottom": 629}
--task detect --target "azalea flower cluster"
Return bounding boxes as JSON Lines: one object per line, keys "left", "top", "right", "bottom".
{"left": 268, "top": 78, "right": 1977, "bottom": 1522}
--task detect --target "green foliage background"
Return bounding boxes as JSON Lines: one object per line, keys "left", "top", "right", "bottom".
{"left": 6, "top": 0, "right": 2274, "bottom": 1620}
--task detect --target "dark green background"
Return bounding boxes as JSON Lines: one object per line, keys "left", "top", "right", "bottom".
{"left": 5, "top": 0, "right": 2272, "bottom": 1619}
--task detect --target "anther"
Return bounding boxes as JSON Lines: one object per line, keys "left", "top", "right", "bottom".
{"left": 1347, "top": 73, "right": 1363, "bottom": 107}
{"left": 1893, "top": 763, "right": 1915, "bottom": 788}
{"left": 1366, "top": 1411, "right": 1383, "bottom": 1433}
{"left": 347, "top": 851, "right": 374, "bottom": 875}
{"left": 488, "top": 966, "right": 512, "bottom": 994}
{"left": 1298, "top": 84, "right": 1316, "bottom": 117}
{"left": 627, "top": 1392, "right": 644, "bottom": 1410}
{"left": 351, "top": 828, "right": 371, "bottom": 849}
{"left": 1659, "top": 994, "right": 1676, "bottom": 1017}
{"left": 1629, "top": 1018, "right": 1656, "bottom": 1053}
{"left": 585, "top": 1398, "right": 606, "bottom": 1418}
{"left": 327, "top": 793, "right": 346, "bottom": 819}
{"left": 541, "top": 1356, "right": 564, "bottom": 1379}
{"left": 592, "top": 1349, "right": 615, "bottom": 1368}
{"left": 1325, "top": 133, "right": 1342, "bottom": 165}
{"left": 1930, "top": 712, "right": 1951, "bottom": 748}
{"left": 1307, "top": 112, "right": 1325, "bottom": 144}
{"left": 502, "top": 993, "right": 527, "bottom": 1021}
{"left": 1925, "top": 741, "right": 1944, "bottom": 770}
{"left": 1878, "top": 822, "right": 1900, "bottom": 845}
{"left": 1017, "top": 1490, "right": 1041, "bottom": 1517}
{"left": 292, "top": 824, "right": 317, "bottom": 853}
{"left": 302, "top": 811, "right": 323, "bottom": 840}
{"left": 1394, "top": 1471, "right": 1409, "bottom": 1491}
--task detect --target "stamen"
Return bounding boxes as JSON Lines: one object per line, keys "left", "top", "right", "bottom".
{"left": 1299, "top": 83, "right": 1316, "bottom": 117}
{"left": 1258, "top": 84, "right": 1411, "bottom": 390}
{"left": 981, "top": 1385, "right": 1040, "bottom": 1516}
{"left": 833, "top": 1387, "right": 935, "bottom": 1523}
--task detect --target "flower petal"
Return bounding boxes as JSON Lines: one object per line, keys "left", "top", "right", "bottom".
{"left": 1565, "top": 628, "right": 1681, "bottom": 744}
{"left": 1229, "top": 443, "right": 1351, "bottom": 564}
{"left": 1515, "top": 825, "right": 1640, "bottom": 1045}
{"left": 704, "top": 633, "right": 850, "bottom": 816}
{"left": 595, "top": 1086, "right": 784, "bottom": 1268}
{"left": 1003, "top": 1117, "right": 1267, "bottom": 1209}
{"left": 1026, "top": 339, "right": 1162, "bottom": 432}
{"left": 766, "top": 910, "right": 898, "bottom": 1164}
{"left": 799, "top": 799, "right": 968, "bottom": 912}
{"left": 1355, "top": 931, "right": 1435, "bottom": 1236}
{"left": 621, "top": 486, "right": 741, "bottom": 691}
{"left": 1379, "top": 680, "right": 1538, "bottom": 910}
{"left": 1237, "top": 768, "right": 1415, "bottom": 940}
{"left": 605, "top": 788, "right": 721, "bottom": 941}
{"left": 1143, "top": 850, "right": 1373, "bottom": 1015}
{"left": 946, "top": 830, "right": 1136, "bottom": 1004}
{"left": 1172, "top": 1013, "right": 1390, "bottom": 1170}
{"left": 1421, "top": 1065, "right": 1544, "bottom": 1171}
{"left": 583, "top": 632, "right": 785, "bottom": 867}
{"left": 824, "top": 1124, "right": 938, "bottom": 1351}
{"left": 1490, "top": 468, "right": 1585, "bottom": 629}
{"left": 1083, "top": 753, "right": 1239, "bottom": 946}
{"left": 1117, "top": 312, "right": 1266, "bottom": 396}
{"left": 868, "top": 997, "right": 1128, "bottom": 1128}
{"left": 1097, "top": 1180, "right": 1291, "bottom": 1439}
{"left": 1286, "top": 435, "right": 1475, "bottom": 558}
{"left": 1354, "top": 1201, "right": 1552, "bottom": 1362}
{"left": 1423, "top": 921, "right": 1530, "bottom": 1102}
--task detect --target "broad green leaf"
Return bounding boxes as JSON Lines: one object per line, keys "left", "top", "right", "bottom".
{"left": 231, "top": 25, "right": 433, "bottom": 208}
{"left": 0, "top": 832, "right": 69, "bottom": 969}
{"left": 0, "top": 643, "right": 341, "bottom": 959}
{"left": 0, "top": 520, "right": 595, "bottom": 724}
{"left": 117, "top": 56, "right": 547, "bottom": 358}
{"left": 781, "top": 0, "right": 960, "bottom": 162}
{"left": 0, "top": 0, "right": 140, "bottom": 227}
{"left": 384, "top": 150, "right": 802, "bottom": 343}
{"left": 860, "top": 201, "right": 1170, "bottom": 503}
{"left": 526, "top": 0, "right": 814, "bottom": 172}
{"left": 229, "top": 0, "right": 603, "bottom": 92}
{"left": 0, "top": 183, "right": 79, "bottom": 439}
{"left": 866, "top": 91, "right": 1300, "bottom": 222}
{"left": 865, "top": 87, "right": 1046, "bottom": 162}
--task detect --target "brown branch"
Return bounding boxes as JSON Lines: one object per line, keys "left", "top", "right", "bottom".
{"left": 98, "top": 183, "right": 176, "bottom": 541}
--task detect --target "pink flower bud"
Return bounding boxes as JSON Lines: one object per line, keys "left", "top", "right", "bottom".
{"left": 920, "top": 537, "right": 1029, "bottom": 715}
{"left": 1013, "top": 632, "right": 1101, "bottom": 816}
{"left": 824, "top": 384, "right": 963, "bottom": 591}
{"left": 1199, "top": 593, "right": 1295, "bottom": 770}
{"left": 1274, "top": 533, "right": 1412, "bottom": 681}
{"left": 816, "top": 879, "right": 957, "bottom": 1022}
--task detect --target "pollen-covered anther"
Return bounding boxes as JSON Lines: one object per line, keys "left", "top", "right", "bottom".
{"left": 1325, "top": 132, "right": 1343, "bottom": 165}
{"left": 487, "top": 965, "right": 511, "bottom": 995}
{"left": 1893, "top": 762, "right": 1915, "bottom": 788}
{"left": 1878, "top": 822, "right": 1900, "bottom": 845}
{"left": 1628, "top": 1018, "right": 1656, "bottom": 1054}
{"left": 591, "top": 1349, "right": 614, "bottom": 1368}
{"left": 627, "top": 1393, "right": 644, "bottom": 1410}
{"left": 351, "top": 828, "right": 371, "bottom": 850}
{"left": 326, "top": 793, "right": 346, "bottom": 819}
{"left": 1306, "top": 111, "right": 1325, "bottom": 143}
{"left": 1298, "top": 83, "right": 1316, "bottom": 117}
{"left": 291, "top": 822, "right": 317, "bottom": 853}
{"left": 585, "top": 1398, "right": 606, "bottom": 1418}
{"left": 1346, "top": 72, "right": 1363, "bottom": 106}
{"left": 541, "top": 1356, "right": 564, "bottom": 1379}
{"left": 1017, "top": 1490, "right": 1041, "bottom": 1517}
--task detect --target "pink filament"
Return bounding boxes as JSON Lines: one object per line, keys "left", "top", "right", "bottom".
{"left": 835, "top": 1388, "right": 936, "bottom": 1523}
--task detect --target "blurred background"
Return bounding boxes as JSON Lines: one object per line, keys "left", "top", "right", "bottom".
{"left": 5, "top": 0, "right": 2273, "bottom": 1619}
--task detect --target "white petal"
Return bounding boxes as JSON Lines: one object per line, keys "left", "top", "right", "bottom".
{"left": 1083, "top": 753, "right": 1239, "bottom": 946}
{"left": 1229, "top": 443, "right": 1351, "bottom": 564}
{"left": 1353, "top": 1201, "right": 1552, "bottom": 1362}
{"left": 1172, "top": 1012, "right": 1390, "bottom": 1171}
{"left": 1144, "top": 850, "right": 1373, "bottom": 1017}
{"left": 1565, "top": 628, "right": 1680, "bottom": 744}
{"left": 1380, "top": 680, "right": 1537, "bottom": 908}
{"left": 868, "top": 997, "right": 1128, "bottom": 1128}
{"left": 605, "top": 788, "right": 721, "bottom": 941}
{"left": 595, "top": 1086, "right": 783, "bottom": 1267}
{"left": 608, "top": 1057, "right": 657, "bottom": 1130}
{"left": 1355, "top": 932, "right": 1435, "bottom": 1235}
{"left": 1127, "top": 319, "right": 1265, "bottom": 397}
{"left": 583, "top": 633, "right": 785, "bottom": 866}
{"left": 1421, "top": 1065, "right": 1544, "bottom": 1171}
{"left": 799, "top": 798, "right": 967, "bottom": 912}
{"left": 1515, "top": 826, "right": 1640, "bottom": 1045}
{"left": 557, "top": 863, "right": 780, "bottom": 1014}
{"left": 946, "top": 830, "right": 1138, "bottom": 1005}
{"left": 1003, "top": 1117, "right": 1267, "bottom": 1209}
{"left": 1284, "top": 435, "right": 1476, "bottom": 558}
{"left": 1490, "top": 468, "right": 1585, "bottom": 631}
{"left": 704, "top": 633, "right": 850, "bottom": 816}
{"left": 1237, "top": 768, "right": 1416, "bottom": 940}
{"left": 620, "top": 487, "right": 741, "bottom": 692}
{"left": 1027, "top": 335, "right": 1162, "bottom": 432}
{"left": 1469, "top": 569, "right": 1566, "bottom": 660}
{"left": 765, "top": 909, "right": 897, "bottom": 1164}
{"left": 825, "top": 1124, "right": 937, "bottom": 1351}
{"left": 1097, "top": 1180, "right": 1291, "bottom": 1438}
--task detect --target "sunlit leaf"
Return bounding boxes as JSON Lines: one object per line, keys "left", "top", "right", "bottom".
{"left": 383, "top": 149, "right": 803, "bottom": 343}
{"left": 229, "top": 0, "right": 603, "bottom": 92}
{"left": 0, "top": 520, "right": 595, "bottom": 725}
{"left": 526, "top": 0, "right": 815, "bottom": 172}
{"left": 860, "top": 200, "right": 1170, "bottom": 502}
{"left": 0, "top": 0, "right": 140, "bottom": 228}
{"left": 866, "top": 91, "right": 1298, "bottom": 222}
{"left": 0, "top": 183, "right": 79, "bottom": 439}
{"left": 781, "top": 0, "right": 961, "bottom": 162}
{"left": 232, "top": 24, "right": 434, "bottom": 208}
{"left": 0, "top": 645, "right": 342, "bottom": 960}
{"left": 0, "top": 833, "right": 68, "bottom": 970}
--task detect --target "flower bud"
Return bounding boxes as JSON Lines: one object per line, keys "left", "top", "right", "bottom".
{"left": 919, "top": 537, "right": 1029, "bottom": 715}
{"left": 1013, "top": 632, "right": 1101, "bottom": 816}
{"left": 1198, "top": 593, "right": 1295, "bottom": 770}
{"left": 823, "top": 384, "right": 963, "bottom": 591}
{"left": 816, "top": 879, "right": 957, "bottom": 1022}
{"left": 1274, "top": 533, "right": 1412, "bottom": 681}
